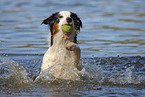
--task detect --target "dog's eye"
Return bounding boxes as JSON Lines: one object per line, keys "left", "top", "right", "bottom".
{"left": 59, "top": 16, "right": 63, "bottom": 18}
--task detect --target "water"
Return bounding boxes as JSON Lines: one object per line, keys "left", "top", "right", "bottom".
{"left": 0, "top": 0, "right": 145, "bottom": 96}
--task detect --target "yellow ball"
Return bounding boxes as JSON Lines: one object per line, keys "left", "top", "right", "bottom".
{"left": 62, "top": 25, "right": 73, "bottom": 33}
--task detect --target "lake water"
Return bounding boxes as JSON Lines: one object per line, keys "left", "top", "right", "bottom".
{"left": 0, "top": 0, "right": 145, "bottom": 96}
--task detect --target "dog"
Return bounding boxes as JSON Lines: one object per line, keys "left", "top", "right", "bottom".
{"left": 36, "top": 11, "right": 83, "bottom": 80}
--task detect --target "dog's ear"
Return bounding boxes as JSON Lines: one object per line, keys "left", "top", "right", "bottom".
{"left": 41, "top": 12, "right": 59, "bottom": 30}
{"left": 71, "top": 12, "right": 82, "bottom": 31}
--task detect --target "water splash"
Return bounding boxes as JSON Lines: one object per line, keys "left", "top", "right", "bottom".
{"left": 0, "top": 56, "right": 145, "bottom": 87}
{"left": 0, "top": 57, "right": 32, "bottom": 87}
{"left": 79, "top": 62, "right": 104, "bottom": 82}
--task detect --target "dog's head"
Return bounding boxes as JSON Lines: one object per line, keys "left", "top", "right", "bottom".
{"left": 42, "top": 11, "right": 82, "bottom": 46}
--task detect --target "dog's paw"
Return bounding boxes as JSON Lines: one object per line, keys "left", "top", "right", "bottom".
{"left": 66, "top": 42, "right": 77, "bottom": 51}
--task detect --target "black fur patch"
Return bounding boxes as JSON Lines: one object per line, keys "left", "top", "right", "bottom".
{"left": 70, "top": 12, "right": 82, "bottom": 31}
{"left": 42, "top": 12, "right": 60, "bottom": 46}
{"left": 71, "top": 12, "right": 82, "bottom": 43}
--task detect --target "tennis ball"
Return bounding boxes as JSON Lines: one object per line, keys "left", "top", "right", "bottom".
{"left": 62, "top": 25, "right": 73, "bottom": 33}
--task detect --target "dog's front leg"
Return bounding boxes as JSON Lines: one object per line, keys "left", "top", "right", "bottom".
{"left": 66, "top": 42, "right": 82, "bottom": 70}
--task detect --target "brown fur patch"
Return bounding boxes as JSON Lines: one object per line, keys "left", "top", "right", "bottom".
{"left": 52, "top": 23, "right": 59, "bottom": 36}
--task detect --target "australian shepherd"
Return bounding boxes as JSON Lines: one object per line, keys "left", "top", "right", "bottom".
{"left": 36, "top": 11, "right": 83, "bottom": 80}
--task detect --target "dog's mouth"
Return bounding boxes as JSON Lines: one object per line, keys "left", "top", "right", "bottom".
{"left": 62, "top": 24, "right": 73, "bottom": 38}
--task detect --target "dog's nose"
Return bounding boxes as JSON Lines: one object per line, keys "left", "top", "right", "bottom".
{"left": 66, "top": 17, "right": 72, "bottom": 23}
